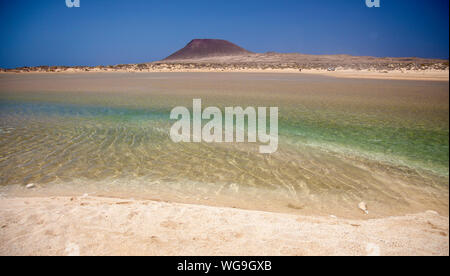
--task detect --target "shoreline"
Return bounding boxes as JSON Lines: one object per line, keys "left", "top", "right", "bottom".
{"left": 1, "top": 68, "right": 448, "bottom": 81}
{"left": 1, "top": 70, "right": 448, "bottom": 256}
{"left": 0, "top": 195, "right": 448, "bottom": 256}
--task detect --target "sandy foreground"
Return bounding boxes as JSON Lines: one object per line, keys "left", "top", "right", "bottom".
{"left": 0, "top": 195, "right": 448, "bottom": 256}
{"left": 1, "top": 68, "right": 448, "bottom": 81}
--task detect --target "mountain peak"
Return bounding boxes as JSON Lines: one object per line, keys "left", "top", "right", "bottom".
{"left": 164, "top": 39, "right": 252, "bottom": 60}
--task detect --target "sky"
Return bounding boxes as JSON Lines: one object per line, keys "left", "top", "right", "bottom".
{"left": 0, "top": 0, "right": 448, "bottom": 68}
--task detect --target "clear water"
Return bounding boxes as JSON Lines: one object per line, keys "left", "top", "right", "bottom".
{"left": 0, "top": 73, "right": 448, "bottom": 218}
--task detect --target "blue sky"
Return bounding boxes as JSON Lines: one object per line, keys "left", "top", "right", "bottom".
{"left": 0, "top": 0, "right": 448, "bottom": 68}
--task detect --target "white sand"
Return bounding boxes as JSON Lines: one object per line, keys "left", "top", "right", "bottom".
{"left": 2, "top": 68, "right": 448, "bottom": 81}
{"left": 300, "top": 69, "right": 449, "bottom": 81}
{"left": 0, "top": 196, "right": 448, "bottom": 256}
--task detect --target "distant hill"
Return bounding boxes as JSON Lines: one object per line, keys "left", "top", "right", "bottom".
{"left": 2, "top": 38, "right": 448, "bottom": 73}
{"left": 158, "top": 39, "right": 448, "bottom": 71}
{"left": 164, "top": 39, "right": 252, "bottom": 60}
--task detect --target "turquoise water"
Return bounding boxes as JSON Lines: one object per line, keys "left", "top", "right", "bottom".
{"left": 0, "top": 73, "right": 448, "bottom": 218}
{"left": 2, "top": 99, "right": 447, "bottom": 175}
{"left": 281, "top": 116, "right": 449, "bottom": 176}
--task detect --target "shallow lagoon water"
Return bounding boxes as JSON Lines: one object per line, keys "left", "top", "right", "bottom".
{"left": 0, "top": 73, "right": 448, "bottom": 218}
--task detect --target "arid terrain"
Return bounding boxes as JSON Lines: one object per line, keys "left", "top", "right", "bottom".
{"left": 1, "top": 39, "right": 448, "bottom": 78}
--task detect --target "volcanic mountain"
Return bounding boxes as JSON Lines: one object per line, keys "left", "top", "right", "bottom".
{"left": 164, "top": 39, "right": 253, "bottom": 60}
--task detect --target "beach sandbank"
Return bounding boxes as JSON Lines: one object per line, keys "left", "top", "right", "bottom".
{"left": 0, "top": 196, "right": 448, "bottom": 256}
{"left": 1, "top": 68, "right": 448, "bottom": 81}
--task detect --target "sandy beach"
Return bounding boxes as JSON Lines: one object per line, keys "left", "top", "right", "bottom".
{"left": 1, "top": 68, "right": 448, "bottom": 81}
{"left": 0, "top": 72, "right": 448, "bottom": 256}
{"left": 300, "top": 68, "right": 449, "bottom": 81}
{"left": 0, "top": 195, "right": 448, "bottom": 256}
